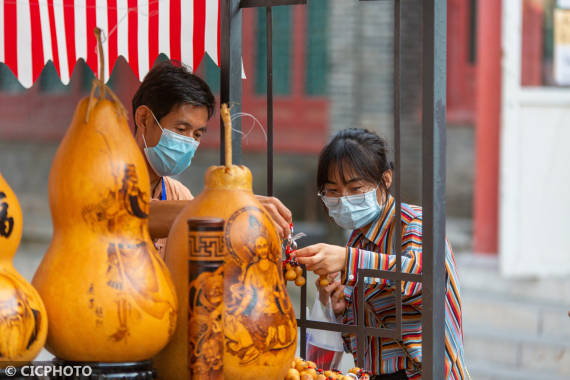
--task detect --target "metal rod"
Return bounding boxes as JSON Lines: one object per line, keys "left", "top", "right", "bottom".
{"left": 300, "top": 265, "right": 307, "bottom": 359}
{"left": 220, "top": 0, "right": 243, "bottom": 165}
{"left": 421, "top": 0, "right": 447, "bottom": 379}
{"left": 220, "top": 0, "right": 230, "bottom": 165}
{"left": 230, "top": 0, "right": 243, "bottom": 165}
{"left": 296, "top": 320, "right": 401, "bottom": 339}
{"left": 240, "top": 0, "right": 306, "bottom": 6}
{"left": 357, "top": 269, "right": 421, "bottom": 283}
{"left": 357, "top": 271, "right": 365, "bottom": 367}
{"left": 266, "top": 5, "right": 274, "bottom": 196}
{"left": 393, "top": 0, "right": 403, "bottom": 340}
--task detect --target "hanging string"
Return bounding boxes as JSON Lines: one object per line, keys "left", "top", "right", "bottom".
{"left": 230, "top": 112, "right": 268, "bottom": 143}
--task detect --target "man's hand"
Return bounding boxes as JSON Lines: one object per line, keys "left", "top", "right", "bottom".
{"left": 255, "top": 195, "right": 292, "bottom": 239}
{"left": 148, "top": 200, "right": 192, "bottom": 239}
{"left": 293, "top": 243, "right": 347, "bottom": 275}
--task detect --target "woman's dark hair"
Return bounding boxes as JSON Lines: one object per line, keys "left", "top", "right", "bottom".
{"left": 317, "top": 128, "right": 394, "bottom": 195}
{"left": 132, "top": 60, "right": 215, "bottom": 130}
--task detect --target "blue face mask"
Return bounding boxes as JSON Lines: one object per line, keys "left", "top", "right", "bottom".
{"left": 142, "top": 112, "right": 199, "bottom": 177}
{"left": 321, "top": 188, "right": 383, "bottom": 230}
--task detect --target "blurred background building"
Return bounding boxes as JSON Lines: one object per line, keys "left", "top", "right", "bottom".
{"left": 0, "top": 0, "right": 568, "bottom": 379}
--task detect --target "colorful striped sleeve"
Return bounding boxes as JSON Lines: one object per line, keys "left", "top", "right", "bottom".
{"left": 343, "top": 219, "right": 424, "bottom": 298}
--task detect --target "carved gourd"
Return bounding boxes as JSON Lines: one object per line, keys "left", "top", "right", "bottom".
{"left": 31, "top": 81, "right": 177, "bottom": 362}
{"left": 155, "top": 104, "right": 296, "bottom": 380}
{"left": 0, "top": 171, "right": 47, "bottom": 366}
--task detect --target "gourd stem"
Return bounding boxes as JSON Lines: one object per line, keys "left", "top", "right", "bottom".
{"left": 85, "top": 80, "right": 98, "bottom": 122}
{"left": 221, "top": 103, "right": 232, "bottom": 168}
{"left": 85, "top": 27, "right": 127, "bottom": 122}
{"left": 94, "top": 27, "right": 106, "bottom": 99}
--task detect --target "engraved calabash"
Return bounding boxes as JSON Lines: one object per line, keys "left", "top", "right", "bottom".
{"left": 31, "top": 96, "right": 177, "bottom": 361}
{"left": 156, "top": 165, "right": 297, "bottom": 380}
{"left": 0, "top": 171, "right": 48, "bottom": 366}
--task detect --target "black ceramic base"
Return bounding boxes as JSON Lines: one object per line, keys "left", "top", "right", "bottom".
{"left": 49, "top": 360, "right": 156, "bottom": 380}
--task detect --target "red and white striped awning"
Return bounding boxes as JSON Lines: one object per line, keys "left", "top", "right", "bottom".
{"left": 0, "top": 0, "right": 221, "bottom": 88}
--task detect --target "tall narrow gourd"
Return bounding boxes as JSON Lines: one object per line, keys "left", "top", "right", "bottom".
{"left": 0, "top": 171, "right": 47, "bottom": 366}
{"left": 32, "top": 29, "right": 177, "bottom": 361}
{"left": 155, "top": 104, "right": 297, "bottom": 380}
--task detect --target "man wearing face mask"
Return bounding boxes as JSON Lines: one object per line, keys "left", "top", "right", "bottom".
{"left": 132, "top": 61, "right": 292, "bottom": 257}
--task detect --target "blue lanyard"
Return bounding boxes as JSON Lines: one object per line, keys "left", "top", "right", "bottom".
{"left": 161, "top": 177, "right": 166, "bottom": 201}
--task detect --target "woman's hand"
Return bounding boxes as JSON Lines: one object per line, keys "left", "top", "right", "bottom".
{"left": 255, "top": 195, "right": 292, "bottom": 239}
{"left": 292, "top": 243, "right": 347, "bottom": 275}
{"left": 315, "top": 273, "right": 346, "bottom": 318}
{"left": 331, "top": 282, "right": 346, "bottom": 318}
{"left": 315, "top": 272, "right": 340, "bottom": 306}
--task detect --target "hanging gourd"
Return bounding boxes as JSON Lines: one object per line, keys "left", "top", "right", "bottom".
{"left": 31, "top": 29, "right": 177, "bottom": 362}
{"left": 0, "top": 171, "right": 47, "bottom": 366}
{"left": 155, "top": 104, "right": 297, "bottom": 380}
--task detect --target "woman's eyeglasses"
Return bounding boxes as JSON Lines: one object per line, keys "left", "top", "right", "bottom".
{"left": 317, "top": 186, "right": 378, "bottom": 207}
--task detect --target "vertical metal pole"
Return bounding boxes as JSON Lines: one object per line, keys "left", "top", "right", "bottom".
{"left": 300, "top": 266, "right": 307, "bottom": 359}
{"left": 266, "top": 5, "right": 274, "bottom": 196}
{"left": 393, "top": 0, "right": 403, "bottom": 340}
{"left": 357, "top": 276, "right": 365, "bottom": 367}
{"left": 422, "top": 0, "right": 447, "bottom": 379}
{"left": 220, "top": 0, "right": 243, "bottom": 165}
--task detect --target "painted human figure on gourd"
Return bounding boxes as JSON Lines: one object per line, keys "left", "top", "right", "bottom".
{"left": 188, "top": 267, "right": 224, "bottom": 378}
{"left": 225, "top": 213, "right": 296, "bottom": 364}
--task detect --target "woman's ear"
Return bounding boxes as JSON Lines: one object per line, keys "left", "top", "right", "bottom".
{"left": 383, "top": 169, "right": 393, "bottom": 189}
{"left": 134, "top": 106, "right": 150, "bottom": 136}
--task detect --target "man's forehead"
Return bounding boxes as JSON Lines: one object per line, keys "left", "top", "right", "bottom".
{"left": 170, "top": 103, "right": 208, "bottom": 115}
{"left": 164, "top": 103, "right": 209, "bottom": 127}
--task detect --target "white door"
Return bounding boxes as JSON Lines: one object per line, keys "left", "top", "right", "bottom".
{"left": 501, "top": 0, "right": 570, "bottom": 277}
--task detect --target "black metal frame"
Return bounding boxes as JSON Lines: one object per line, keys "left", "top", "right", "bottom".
{"left": 219, "top": 1, "right": 447, "bottom": 379}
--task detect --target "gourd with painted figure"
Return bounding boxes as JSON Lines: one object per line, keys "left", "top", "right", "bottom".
{"left": 155, "top": 104, "right": 297, "bottom": 380}
{"left": 0, "top": 171, "right": 47, "bottom": 367}
{"left": 32, "top": 29, "right": 177, "bottom": 362}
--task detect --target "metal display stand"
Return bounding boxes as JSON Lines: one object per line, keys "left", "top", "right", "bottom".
{"left": 220, "top": 1, "right": 447, "bottom": 378}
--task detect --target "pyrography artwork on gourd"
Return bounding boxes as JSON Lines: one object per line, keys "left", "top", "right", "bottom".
{"left": 31, "top": 29, "right": 177, "bottom": 362}
{"left": 223, "top": 206, "right": 296, "bottom": 364}
{"left": 186, "top": 218, "right": 225, "bottom": 380}
{"left": 0, "top": 171, "right": 48, "bottom": 366}
{"left": 155, "top": 104, "right": 297, "bottom": 380}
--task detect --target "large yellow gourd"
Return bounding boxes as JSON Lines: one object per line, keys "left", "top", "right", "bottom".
{"left": 156, "top": 104, "right": 296, "bottom": 380}
{"left": 32, "top": 84, "right": 177, "bottom": 361}
{"left": 0, "top": 171, "right": 47, "bottom": 366}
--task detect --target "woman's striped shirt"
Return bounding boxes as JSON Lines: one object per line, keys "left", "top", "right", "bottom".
{"left": 340, "top": 195, "right": 469, "bottom": 379}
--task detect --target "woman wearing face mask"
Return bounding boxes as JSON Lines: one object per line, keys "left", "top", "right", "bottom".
{"left": 293, "top": 129, "right": 469, "bottom": 380}
{"left": 132, "top": 62, "right": 292, "bottom": 257}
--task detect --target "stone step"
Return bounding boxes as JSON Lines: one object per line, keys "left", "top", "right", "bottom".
{"left": 461, "top": 288, "right": 570, "bottom": 341}
{"left": 464, "top": 324, "right": 570, "bottom": 377}
{"left": 456, "top": 253, "right": 570, "bottom": 305}
{"left": 467, "top": 359, "right": 566, "bottom": 380}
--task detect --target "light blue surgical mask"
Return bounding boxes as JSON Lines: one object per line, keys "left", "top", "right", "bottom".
{"left": 142, "top": 112, "right": 199, "bottom": 177}
{"left": 320, "top": 188, "right": 383, "bottom": 230}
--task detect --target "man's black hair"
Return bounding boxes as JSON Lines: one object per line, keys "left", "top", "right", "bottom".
{"left": 132, "top": 61, "right": 215, "bottom": 131}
